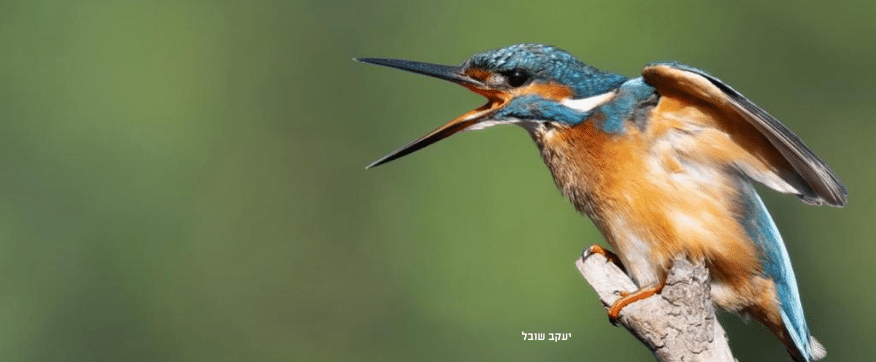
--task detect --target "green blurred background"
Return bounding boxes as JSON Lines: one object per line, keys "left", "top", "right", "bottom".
{"left": 0, "top": 0, "right": 874, "bottom": 361}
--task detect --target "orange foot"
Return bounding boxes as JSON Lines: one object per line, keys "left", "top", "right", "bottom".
{"left": 581, "top": 244, "right": 625, "bottom": 272}
{"left": 607, "top": 282, "right": 666, "bottom": 326}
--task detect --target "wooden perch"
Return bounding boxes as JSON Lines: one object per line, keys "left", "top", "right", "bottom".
{"left": 576, "top": 254, "right": 736, "bottom": 362}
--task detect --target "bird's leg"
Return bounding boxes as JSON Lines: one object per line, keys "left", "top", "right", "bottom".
{"left": 581, "top": 244, "right": 625, "bottom": 273}
{"left": 581, "top": 244, "right": 664, "bottom": 325}
{"left": 607, "top": 281, "right": 666, "bottom": 326}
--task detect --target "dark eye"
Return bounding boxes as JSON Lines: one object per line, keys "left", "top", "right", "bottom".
{"left": 505, "top": 69, "right": 529, "bottom": 87}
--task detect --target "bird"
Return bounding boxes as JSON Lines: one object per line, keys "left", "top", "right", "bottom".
{"left": 356, "top": 44, "right": 846, "bottom": 362}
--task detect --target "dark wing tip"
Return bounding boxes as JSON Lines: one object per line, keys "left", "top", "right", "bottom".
{"left": 822, "top": 177, "right": 849, "bottom": 207}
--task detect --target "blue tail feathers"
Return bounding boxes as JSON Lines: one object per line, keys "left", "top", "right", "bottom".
{"left": 741, "top": 183, "right": 825, "bottom": 361}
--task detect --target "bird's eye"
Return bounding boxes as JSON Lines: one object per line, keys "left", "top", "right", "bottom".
{"left": 505, "top": 69, "right": 529, "bottom": 87}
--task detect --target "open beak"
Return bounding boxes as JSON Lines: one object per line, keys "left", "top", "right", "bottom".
{"left": 356, "top": 57, "right": 507, "bottom": 169}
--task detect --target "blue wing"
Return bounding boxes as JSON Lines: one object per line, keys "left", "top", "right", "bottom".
{"left": 741, "top": 183, "right": 825, "bottom": 361}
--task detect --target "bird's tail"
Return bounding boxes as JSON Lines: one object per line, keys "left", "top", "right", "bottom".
{"left": 808, "top": 336, "right": 826, "bottom": 360}
{"left": 742, "top": 184, "right": 825, "bottom": 361}
{"left": 780, "top": 323, "right": 825, "bottom": 362}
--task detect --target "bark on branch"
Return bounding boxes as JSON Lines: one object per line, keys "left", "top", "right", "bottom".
{"left": 575, "top": 254, "right": 736, "bottom": 362}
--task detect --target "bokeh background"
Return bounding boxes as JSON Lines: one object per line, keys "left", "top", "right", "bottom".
{"left": 1, "top": 0, "right": 874, "bottom": 361}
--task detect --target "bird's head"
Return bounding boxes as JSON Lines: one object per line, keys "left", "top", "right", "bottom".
{"left": 358, "top": 44, "right": 627, "bottom": 168}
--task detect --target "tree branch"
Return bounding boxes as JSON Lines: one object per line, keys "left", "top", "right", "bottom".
{"left": 575, "top": 254, "right": 736, "bottom": 362}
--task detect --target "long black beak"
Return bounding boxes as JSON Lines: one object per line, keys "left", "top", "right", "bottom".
{"left": 356, "top": 57, "right": 502, "bottom": 169}
{"left": 355, "top": 58, "right": 485, "bottom": 88}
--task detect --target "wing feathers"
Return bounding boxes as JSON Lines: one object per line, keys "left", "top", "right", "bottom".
{"left": 642, "top": 63, "right": 847, "bottom": 206}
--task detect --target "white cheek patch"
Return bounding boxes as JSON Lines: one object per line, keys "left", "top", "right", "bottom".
{"left": 560, "top": 91, "right": 616, "bottom": 113}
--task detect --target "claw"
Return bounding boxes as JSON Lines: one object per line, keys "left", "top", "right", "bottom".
{"left": 581, "top": 244, "right": 626, "bottom": 272}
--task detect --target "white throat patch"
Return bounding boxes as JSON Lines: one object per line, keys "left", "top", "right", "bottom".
{"left": 464, "top": 119, "right": 507, "bottom": 131}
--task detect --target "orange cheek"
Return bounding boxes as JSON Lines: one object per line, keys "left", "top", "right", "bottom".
{"left": 464, "top": 68, "right": 491, "bottom": 82}
{"left": 464, "top": 85, "right": 510, "bottom": 104}
{"left": 514, "top": 83, "right": 574, "bottom": 100}
{"left": 462, "top": 68, "right": 575, "bottom": 110}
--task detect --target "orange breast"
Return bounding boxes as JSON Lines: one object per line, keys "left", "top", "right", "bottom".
{"left": 536, "top": 101, "right": 762, "bottom": 289}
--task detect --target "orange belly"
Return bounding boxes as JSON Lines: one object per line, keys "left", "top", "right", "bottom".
{"left": 535, "top": 111, "right": 767, "bottom": 311}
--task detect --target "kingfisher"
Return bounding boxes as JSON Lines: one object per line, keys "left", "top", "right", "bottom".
{"left": 356, "top": 44, "right": 846, "bottom": 361}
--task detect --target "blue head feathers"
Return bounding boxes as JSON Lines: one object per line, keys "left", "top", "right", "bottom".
{"left": 463, "top": 44, "right": 627, "bottom": 98}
